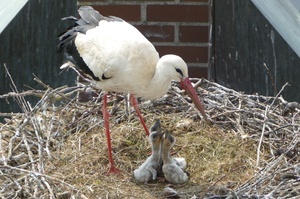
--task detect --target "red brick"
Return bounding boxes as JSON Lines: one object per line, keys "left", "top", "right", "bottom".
{"left": 147, "top": 5, "right": 208, "bottom": 22}
{"left": 179, "top": 26, "right": 209, "bottom": 43}
{"left": 135, "top": 25, "right": 174, "bottom": 42}
{"left": 93, "top": 5, "right": 141, "bottom": 21}
{"left": 188, "top": 66, "right": 208, "bottom": 78}
{"left": 155, "top": 46, "right": 208, "bottom": 63}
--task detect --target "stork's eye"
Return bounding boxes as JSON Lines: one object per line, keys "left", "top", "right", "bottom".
{"left": 175, "top": 68, "right": 183, "bottom": 77}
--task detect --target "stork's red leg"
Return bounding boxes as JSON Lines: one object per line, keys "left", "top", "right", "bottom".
{"left": 129, "top": 94, "right": 150, "bottom": 136}
{"left": 102, "top": 93, "right": 120, "bottom": 174}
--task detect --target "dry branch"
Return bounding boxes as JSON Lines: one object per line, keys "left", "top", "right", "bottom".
{"left": 0, "top": 73, "right": 299, "bottom": 198}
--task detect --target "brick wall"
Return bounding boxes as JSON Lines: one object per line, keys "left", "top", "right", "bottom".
{"left": 78, "top": 0, "right": 211, "bottom": 78}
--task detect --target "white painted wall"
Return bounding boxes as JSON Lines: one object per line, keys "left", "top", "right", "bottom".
{"left": 0, "top": 0, "right": 28, "bottom": 34}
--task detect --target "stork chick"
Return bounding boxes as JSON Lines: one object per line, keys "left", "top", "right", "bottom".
{"left": 134, "top": 120, "right": 162, "bottom": 183}
{"left": 173, "top": 157, "right": 187, "bottom": 171}
{"left": 162, "top": 130, "right": 188, "bottom": 184}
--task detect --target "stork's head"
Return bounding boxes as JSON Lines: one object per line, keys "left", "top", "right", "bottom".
{"left": 150, "top": 119, "right": 162, "bottom": 134}
{"left": 158, "top": 55, "right": 188, "bottom": 82}
{"left": 149, "top": 127, "right": 163, "bottom": 149}
{"left": 163, "top": 130, "right": 175, "bottom": 149}
{"left": 149, "top": 119, "right": 162, "bottom": 143}
{"left": 158, "top": 54, "right": 208, "bottom": 122}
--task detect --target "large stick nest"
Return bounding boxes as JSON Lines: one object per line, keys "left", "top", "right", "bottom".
{"left": 0, "top": 71, "right": 299, "bottom": 198}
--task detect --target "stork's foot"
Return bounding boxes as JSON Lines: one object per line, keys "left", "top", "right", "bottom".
{"left": 107, "top": 166, "right": 121, "bottom": 175}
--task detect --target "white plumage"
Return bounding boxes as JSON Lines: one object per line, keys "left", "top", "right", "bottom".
{"left": 173, "top": 157, "right": 187, "bottom": 171}
{"left": 74, "top": 20, "right": 168, "bottom": 100}
{"left": 162, "top": 130, "right": 188, "bottom": 184}
{"left": 57, "top": 6, "right": 207, "bottom": 174}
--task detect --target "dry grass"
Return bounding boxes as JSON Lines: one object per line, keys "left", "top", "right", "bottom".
{"left": 0, "top": 72, "right": 299, "bottom": 198}
{"left": 45, "top": 113, "right": 258, "bottom": 198}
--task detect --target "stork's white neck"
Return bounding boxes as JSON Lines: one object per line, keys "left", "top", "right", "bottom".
{"left": 139, "top": 55, "right": 184, "bottom": 100}
{"left": 146, "top": 65, "right": 173, "bottom": 100}
{"left": 128, "top": 55, "right": 187, "bottom": 100}
{"left": 139, "top": 54, "right": 187, "bottom": 100}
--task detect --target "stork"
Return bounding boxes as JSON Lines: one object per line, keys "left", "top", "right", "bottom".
{"left": 133, "top": 120, "right": 163, "bottom": 183}
{"left": 57, "top": 6, "right": 208, "bottom": 174}
{"left": 161, "top": 130, "right": 189, "bottom": 184}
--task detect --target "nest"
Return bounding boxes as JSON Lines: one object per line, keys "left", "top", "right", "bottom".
{"left": 0, "top": 67, "right": 299, "bottom": 198}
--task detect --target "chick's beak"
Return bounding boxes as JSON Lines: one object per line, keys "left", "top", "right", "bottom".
{"left": 150, "top": 119, "right": 161, "bottom": 133}
{"left": 180, "top": 77, "right": 208, "bottom": 122}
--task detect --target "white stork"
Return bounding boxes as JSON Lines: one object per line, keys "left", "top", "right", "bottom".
{"left": 57, "top": 6, "right": 207, "bottom": 174}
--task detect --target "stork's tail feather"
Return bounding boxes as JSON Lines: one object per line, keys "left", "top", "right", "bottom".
{"left": 56, "top": 6, "right": 102, "bottom": 53}
{"left": 56, "top": 6, "right": 122, "bottom": 81}
{"left": 78, "top": 6, "right": 102, "bottom": 25}
{"left": 56, "top": 6, "right": 121, "bottom": 53}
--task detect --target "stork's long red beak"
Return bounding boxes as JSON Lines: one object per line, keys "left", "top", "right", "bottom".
{"left": 180, "top": 78, "right": 208, "bottom": 122}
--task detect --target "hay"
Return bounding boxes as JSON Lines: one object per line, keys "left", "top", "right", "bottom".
{"left": 0, "top": 67, "right": 299, "bottom": 198}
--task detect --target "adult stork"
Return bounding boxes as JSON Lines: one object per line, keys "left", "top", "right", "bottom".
{"left": 57, "top": 6, "right": 208, "bottom": 174}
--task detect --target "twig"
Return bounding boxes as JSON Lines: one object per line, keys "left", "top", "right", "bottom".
{"left": 256, "top": 105, "right": 269, "bottom": 168}
{"left": 263, "top": 63, "right": 277, "bottom": 94}
{"left": 269, "top": 82, "right": 290, "bottom": 110}
{"left": 0, "top": 165, "right": 79, "bottom": 190}
{"left": 0, "top": 75, "right": 299, "bottom": 198}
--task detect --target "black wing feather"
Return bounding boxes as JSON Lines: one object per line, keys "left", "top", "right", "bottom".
{"left": 56, "top": 6, "right": 121, "bottom": 81}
